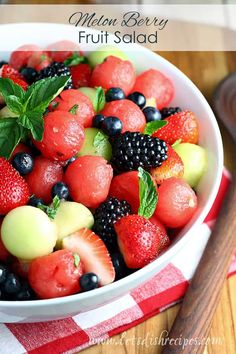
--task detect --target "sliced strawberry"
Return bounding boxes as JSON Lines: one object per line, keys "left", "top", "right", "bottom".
{"left": 153, "top": 111, "right": 199, "bottom": 145}
{"left": 151, "top": 143, "right": 184, "bottom": 184}
{"left": 115, "top": 215, "right": 170, "bottom": 269}
{"left": 27, "top": 51, "right": 51, "bottom": 71}
{"left": 9, "top": 44, "right": 41, "bottom": 70}
{"left": 62, "top": 228, "right": 115, "bottom": 286}
{"left": 0, "top": 158, "right": 30, "bottom": 215}
{"left": 70, "top": 63, "right": 92, "bottom": 88}
{"left": 1, "top": 64, "right": 28, "bottom": 90}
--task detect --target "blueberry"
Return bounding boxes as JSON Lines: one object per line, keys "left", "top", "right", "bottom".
{"left": 111, "top": 253, "right": 128, "bottom": 280}
{"left": 143, "top": 106, "right": 162, "bottom": 122}
{"left": 51, "top": 182, "right": 69, "bottom": 200}
{"left": 105, "top": 87, "right": 125, "bottom": 102}
{"left": 0, "top": 61, "right": 7, "bottom": 68}
{"left": 20, "top": 67, "right": 38, "bottom": 84}
{"left": 79, "top": 272, "right": 99, "bottom": 291}
{"left": 15, "top": 282, "right": 35, "bottom": 301}
{"left": 28, "top": 196, "right": 45, "bottom": 208}
{"left": 127, "top": 92, "right": 146, "bottom": 109}
{"left": 65, "top": 156, "right": 77, "bottom": 168}
{"left": 93, "top": 114, "right": 105, "bottom": 128}
{"left": 102, "top": 116, "right": 123, "bottom": 136}
{"left": 12, "top": 152, "right": 34, "bottom": 175}
{"left": 3, "top": 273, "right": 21, "bottom": 294}
{"left": 0, "top": 264, "right": 8, "bottom": 285}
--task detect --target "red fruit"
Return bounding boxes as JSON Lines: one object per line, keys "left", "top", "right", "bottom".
{"left": 1, "top": 64, "right": 28, "bottom": 90}
{"left": 131, "top": 69, "right": 174, "bottom": 109}
{"left": 27, "top": 51, "right": 51, "bottom": 71}
{"left": 155, "top": 177, "right": 198, "bottom": 228}
{"left": 46, "top": 40, "right": 83, "bottom": 62}
{"left": 0, "top": 219, "right": 10, "bottom": 262}
{"left": 101, "top": 100, "right": 146, "bottom": 133}
{"left": 29, "top": 250, "right": 83, "bottom": 299}
{"left": 70, "top": 63, "right": 92, "bottom": 88}
{"left": 9, "top": 44, "right": 41, "bottom": 70}
{"left": 153, "top": 111, "right": 199, "bottom": 145}
{"left": 90, "top": 56, "right": 135, "bottom": 96}
{"left": 65, "top": 156, "right": 113, "bottom": 208}
{"left": 50, "top": 90, "right": 95, "bottom": 128}
{"left": 0, "top": 158, "right": 30, "bottom": 215}
{"left": 25, "top": 156, "right": 64, "bottom": 203}
{"left": 115, "top": 215, "right": 170, "bottom": 269}
{"left": 10, "top": 143, "right": 32, "bottom": 162}
{"left": 62, "top": 228, "right": 115, "bottom": 286}
{"left": 34, "top": 111, "right": 85, "bottom": 161}
{"left": 149, "top": 215, "right": 167, "bottom": 234}
{"left": 151, "top": 144, "right": 184, "bottom": 184}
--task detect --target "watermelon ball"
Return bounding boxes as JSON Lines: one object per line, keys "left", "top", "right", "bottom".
{"left": 50, "top": 89, "right": 95, "bottom": 128}
{"left": 131, "top": 69, "right": 174, "bottom": 110}
{"left": 127, "top": 92, "right": 146, "bottom": 109}
{"left": 101, "top": 99, "right": 146, "bottom": 133}
{"left": 46, "top": 40, "right": 83, "bottom": 62}
{"left": 155, "top": 177, "right": 198, "bottom": 228}
{"left": 90, "top": 56, "right": 135, "bottom": 96}
{"left": 143, "top": 106, "right": 161, "bottom": 122}
{"left": 34, "top": 111, "right": 85, "bottom": 162}
{"left": 93, "top": 114, "right": 105, "bottom": 128}
{"left": 65, "top": 156, "right": 113, "bottom": 208}
{"left": 102, "top": 117, "right": 123, "bottom": 136}
{"left": 105, "top": 88, "right": 125, "bottom": 102}
{"left": 25, "top": 156, "right": 64, "bottom": 204}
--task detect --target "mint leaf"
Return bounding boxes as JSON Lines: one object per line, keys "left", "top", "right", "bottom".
{"left": 18, "top": 112, "right": 44, "bottom": 141}
{"left": 0, "top": 78, "right": 25, "bottom": 101}
{"left": 94, "top": 87, "right": 105, "bottom": 112}
{"left": 38, "top": 196, "right": 61, "bottom": 220}
{"left": 172, "top": 138, "right": 182, "bottom": 148}
{"left": 69, "top": 104, "right": 78, "bottom": 115}
{"left": 138, "top": 167, "right": 158, "bottom": 219}
{"left": 144, "top": 120, "right": 168, "bottom": 135}
{"left": 73, "top": 253, "right": 80, "bottom": 268}
{"left": 23, "top": 76, "right": 70, "bottom": 113}
{"left": 64, "top": 53, "right": 88, "bottom": 66}
{"left": 5, "top": 95, "right": 23, "bottom": 115}
{"left": 0, "top": 118, "right": 23, "bottom": 159}
{"left": 93, "top": 131, "right": 109, "bottom": 151}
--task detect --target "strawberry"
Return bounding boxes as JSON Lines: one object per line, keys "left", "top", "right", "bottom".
{"left": 115, "top": 215, "right": 170, "bottom": 269}
{"left": 151, "top": 144, "right": 184, "bottom": 184}
{"left": 27, "top": 51, "right": 51, "bottom": 71}
{"left": 70, "top": 63, "right": 92, "bottom": 88}
{"left": 62, "top": 228, "right": 115, "bottom": 286}
{"left": 1, "top": 64, "right": 28, "bottom": 90}
{"left": 9, "top": 44, "right": 41, "bottom": 70}
{"left": 0, "top": 158, "right": 30, "bottom": 215}
{"left": 152, "top": 111, "right": 199, "bottom": 145}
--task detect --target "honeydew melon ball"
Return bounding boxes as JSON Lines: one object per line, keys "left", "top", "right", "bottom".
{"left": 1, "top": 206, "right": 57, "bottom": 260}
{"left": 77, "top": 128, "right": 112, "bottom": 161}
{"left": 88, "top": 45, "right": 128, "bottom": 67}
{"left": 53, "top": 201, "right": 94, "bottom": 245}
{"left": 173, "top": 143, "right": 207, "bottom": 188}
{"left": 0, "top": 106, "right": 18, "bottom": 118}
{"left": 78, "top": 87, "right": 105, "bottom": 112}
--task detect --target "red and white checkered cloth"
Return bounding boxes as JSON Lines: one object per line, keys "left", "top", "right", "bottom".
{"left": 0, "top": 169, "right": 233, "bottom": 354}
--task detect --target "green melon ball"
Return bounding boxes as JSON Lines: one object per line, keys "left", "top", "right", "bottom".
{"left": 0, "top": 106, "right": 18, "bottom": 118}
{"left": 88, "top": 45, "right": 127, "bottom": 67}
{"left": 173, "top": 143, "right": 207, "bottom": 188}
{"left": 78, "top": 87, "right": 105, "bottom": 112}
{"left": 53, "top": 201, "right": 94, "bottom": 245}
{"left": 1, "top": 206, "right": 57, "bottom": 260}
{"left": 77, "top": 128, "right": 112, "bottom": 161}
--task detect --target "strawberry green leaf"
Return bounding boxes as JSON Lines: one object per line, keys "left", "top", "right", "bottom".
{"left": 69, "top": 104, "right": 78, "bottom": 115}
{"left": 18, "top": 111, "right": 44, "bottom": 141}
{"left": 64, "top": 53, "right": 88, "bottom": 66}
{"left": 138, "top": 167, "right": 158, "bottom": 219}
{"left": 5, "top": 95, "right": 23, "bottom": 115}
{"left": 144, "top": 120, "right": 168, "bottom": 135}
{"left": 0, "top": 78, "right": 25, "bottom": 101}
{"left": 94, "top": 87, "right": 105, "bottom": 112}
{"left": 0, "top": 118, "right": 24, "bottom": 159}
{"left": 23, "top": 76, "right": 70, "bottom": 113}
{"left": 73, "top": 253, "right": 80, "bottom": 268}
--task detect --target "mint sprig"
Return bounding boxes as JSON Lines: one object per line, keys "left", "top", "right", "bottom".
{"left": 64, "top": 53, "right": 88, "bottom": 66}
{"left": 144, "top": 120, "right": 168, "bottom": 135}
{"left": 94, "top": 87, "right": 105, "bottom": 112}
{"left": 38, "top": 195, "right": 61, "bottom": 220}
{"left": 93, "top": 131, "right": 109, "bottom": 152}
{"left": 0, "top": 76, "right": 70, "bottom": 159}
{"left": 138, "top": 167, "right": 158, "bottom": 219}
{"left": 73, "top": 253, "right": 80, "bottom": 268}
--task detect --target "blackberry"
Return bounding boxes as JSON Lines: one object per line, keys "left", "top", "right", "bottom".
{"left": 37, "top": 62, "right": 73, "bottom": 89}
{"left": 93, "top": 197, "right": 131, "bottom": 251}
{"left": 111, "top": 132, "right": 168, "bottom": 172}
{"left": 160, "top": 107, "right": 182, "bottom": 119}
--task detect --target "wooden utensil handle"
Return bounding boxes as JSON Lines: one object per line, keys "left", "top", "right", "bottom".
{"left": 162, "top": 175, "right": 236, "bottom": 354}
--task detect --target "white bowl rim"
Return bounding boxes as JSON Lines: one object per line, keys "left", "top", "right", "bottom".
{"left": 0, "top": 22, "right": 223, "bottom": 307}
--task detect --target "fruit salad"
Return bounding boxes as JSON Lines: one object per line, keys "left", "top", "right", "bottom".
{"left": 0, "top": 41, "right": 207, "bottom": 300}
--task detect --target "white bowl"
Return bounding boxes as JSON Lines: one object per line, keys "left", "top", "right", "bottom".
{"left": 0, "top": 23, "right": 223, "bottom": 323}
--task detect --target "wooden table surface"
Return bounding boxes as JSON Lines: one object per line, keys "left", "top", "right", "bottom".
{"left": 81, "top": 52, "right": 236, "bottom": 354}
